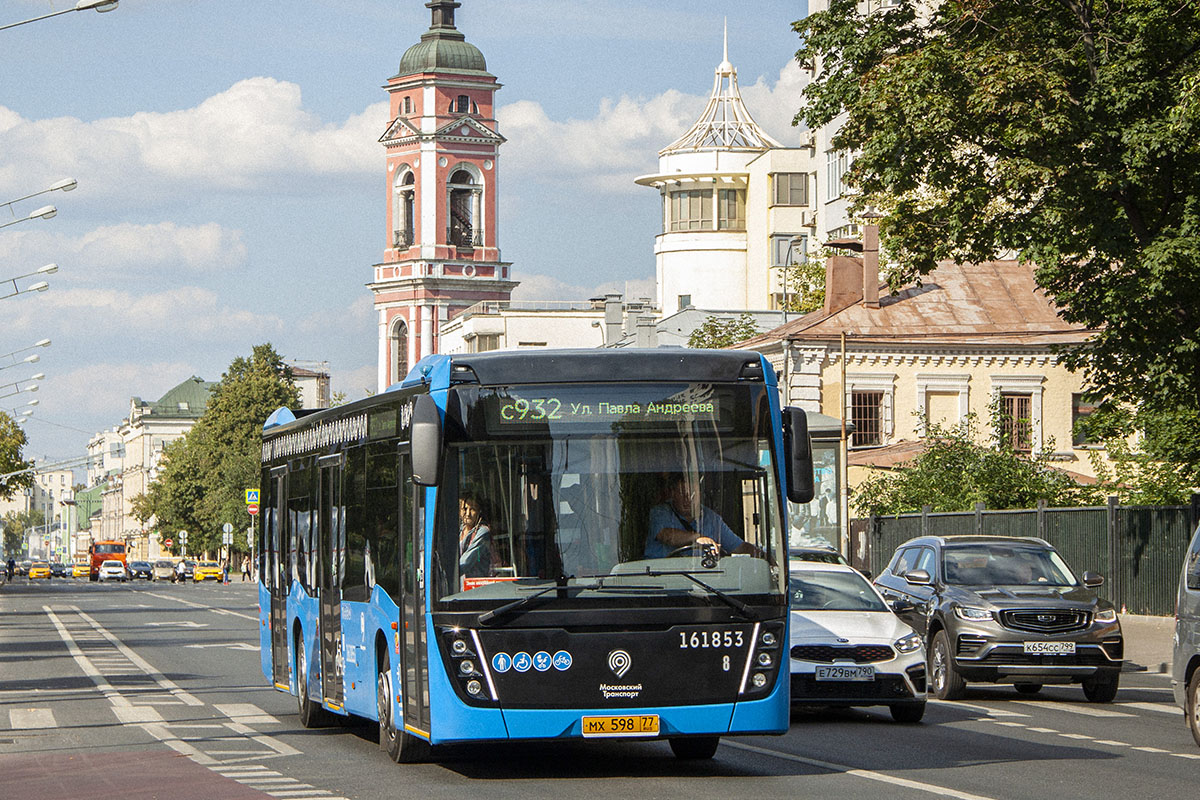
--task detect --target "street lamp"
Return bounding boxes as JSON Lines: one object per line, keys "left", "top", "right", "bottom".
{"left": 1, "top": 181, "right": 76, "bottom": 214}
{"left": 0, "top": 340, "right": 51, "bottom": 372}
{"left": 0, "top": 380, "right": 38, "bottom": 402}
{"left": 1, "top": 2, "right": 118, "bottom": 32}
{"left": 0, "top": 205, "right": 57, "bottom": 231}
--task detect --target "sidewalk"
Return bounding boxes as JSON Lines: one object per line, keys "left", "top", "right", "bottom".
{"left": 1120, "top": 613, "right": 1175, "bottom": 673}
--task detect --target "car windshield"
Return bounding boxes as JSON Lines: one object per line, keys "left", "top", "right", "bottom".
{"left": 154, "top": 561, "right": 173, "bottom": 568}
{"left": 942, "top": 545, "right": 1078, "bottom": 586}
{"left": 101, "top": 560, "right": 121, "bottom": 567}
{"left": 789, "top": 549, "right": 845, "bottom": 564}
{"left": 433, "top": 382, "right": 786, "bottom": 606}
{"left": 788, "top": 570, "right": 887, "bottom": 612}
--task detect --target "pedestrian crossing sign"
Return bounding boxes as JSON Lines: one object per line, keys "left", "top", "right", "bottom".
{"left": 245, "top": 489, "right": 259, "bottom": 504}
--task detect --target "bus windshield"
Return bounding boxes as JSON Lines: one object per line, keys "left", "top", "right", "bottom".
{"left": 93, "top": 544, "right": 125, "bottom": 555}
{"left": 434, "top": 382, "right": 786, "bottom": 606}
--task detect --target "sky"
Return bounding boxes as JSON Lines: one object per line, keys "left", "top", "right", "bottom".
{"left": 1, "top": 0, "right": 811, "bottom": 463}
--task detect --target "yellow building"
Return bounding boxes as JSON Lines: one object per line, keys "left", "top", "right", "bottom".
{"left": 743, "top": 252, "right": 1102, "bottom": 546}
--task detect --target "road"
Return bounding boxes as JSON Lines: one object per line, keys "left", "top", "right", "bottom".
{"left": 1, "top": 578, "right": 1196, "bottom": 800}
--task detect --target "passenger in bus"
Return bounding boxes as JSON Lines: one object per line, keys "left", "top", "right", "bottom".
{"left": 459, "top": 491, "right": 493, "bottom": 577}
{"left": 645, "top": 473, "right": 757, "bottom": 559}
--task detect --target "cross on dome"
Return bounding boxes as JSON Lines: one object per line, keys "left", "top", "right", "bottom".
{"left": 660, "top": 21, "right": 781, "bottom": 155}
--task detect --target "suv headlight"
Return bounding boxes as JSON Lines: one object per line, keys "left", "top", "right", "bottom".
{"left": 1094, "top": 608, "right": 1117, "bottom": 623}
{"left": 954, "top": 606, "right": 993, "bottom": 621}
{"left": 894, "top": 632, "right": 922, "bottom": 653}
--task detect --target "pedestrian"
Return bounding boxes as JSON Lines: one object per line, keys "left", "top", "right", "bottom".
{"left": 220, "top": 558, "right": 229, "bottom": 584}
{"left": 241, "top": 556, "right": 251, "bottom": 582}
{"left": 5, "top": 557, "right": 14, "bottom": 582}
{"left": 174, "top": 559, "right": 187, "bottom": 585}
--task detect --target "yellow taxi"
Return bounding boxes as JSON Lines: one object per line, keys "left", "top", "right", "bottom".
{"left": 193, "top": 561, "right": 223, "bottom": 582}
{"left": 72, "top": 561, "right": 89, "bottom": 578}
{"left": 27, "top": 561, "right": 51, "bottom": 579}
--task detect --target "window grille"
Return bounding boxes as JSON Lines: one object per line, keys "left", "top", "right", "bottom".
{"left": 851, "top": 391, "right": 884, "bottom": 447}
{"left": 1001, "top": 393, "right": 1033, "bottom": 451}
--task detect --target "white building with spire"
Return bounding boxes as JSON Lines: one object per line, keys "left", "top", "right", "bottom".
{"left": 635, "top": 31, "right": 815, "bottom": 317}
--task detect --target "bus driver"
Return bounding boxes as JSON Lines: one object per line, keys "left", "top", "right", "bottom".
{"left": 645, "top": 473, "right": 757, "bottom": 559}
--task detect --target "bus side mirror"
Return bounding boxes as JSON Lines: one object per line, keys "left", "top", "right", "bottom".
{"left": 411, "top": 393, "right": 444, "bottom": 487}
{"left": 784, "top": 406, "right": 815, "bottom": 504}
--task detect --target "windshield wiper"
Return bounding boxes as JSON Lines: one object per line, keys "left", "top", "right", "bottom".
{"left": 477, "top": 575, "right": 590, "bottom": 626}
{"left": 640, "top": 568, "right": 758, "bottom": 621}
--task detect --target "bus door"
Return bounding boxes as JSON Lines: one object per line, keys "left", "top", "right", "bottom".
{"left": 398, "top": 451, "right": 430, "bottom": 734}
{"left": 318, "top": 454, "right": 344, "bottom": 708}
{"left": 269, "top": 469, "right": 290, "bottom": 689}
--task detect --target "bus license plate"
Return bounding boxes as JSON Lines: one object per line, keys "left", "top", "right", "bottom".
{"left": 581, "top": 714, "right": 659, "bottom": 738}
{"left": 1024, "top": 641, "right": 1076, "bottom": 655}
{"left": 815, "top": 665, "right": 875, "bottom": 681}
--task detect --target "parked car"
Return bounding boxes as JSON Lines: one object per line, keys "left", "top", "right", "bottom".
{"left": 872, "top": 535, "right": 1123, "bottom": 702}
{"left": 98, "top": 559, "right": 128, "bottom": 583}
{"left": 49, "top": 562, "right": 68, "bottom": 578}
{"left": 152, "top": 560, "right": 176, "bottom": 581}
{"left": 193, "top": 561, "right": 223, "bottom": 582}
{"left": 182, "top": 559, "right": 196, "bottom": 581}
{"left": 1172, "top": 521, "right": 1200, "bottom": 748}
{"left": 128, "top": 560, "right": 154, "bottom": 581}
{"left": 72, "top": 561, "right": 90, "bottom": 578}
{"left": 789, "top": 545, "right": 850, "bottom": 566}
{"left": 27, "top": 561, "right": 51, "bottom": 579}
{"left": 789, "top": 561, "right": 927, "bottom": 722}
{"left": 17, "top": 560, "right": 31, "bottom": 576}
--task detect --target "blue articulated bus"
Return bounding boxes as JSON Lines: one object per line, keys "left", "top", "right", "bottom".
{"left": 257, "top": 348, "right": 814, "bottom": 762}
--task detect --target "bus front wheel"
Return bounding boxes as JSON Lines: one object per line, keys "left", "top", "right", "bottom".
{"left": 377, "top": 657, "right": 429, "bottom": 763}
{"left": 669, "top": 736, "right": 720, "bottom": 760}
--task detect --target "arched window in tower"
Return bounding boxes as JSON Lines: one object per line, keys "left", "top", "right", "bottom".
{"left": 393, "top": 168, "right": 416, "bottom": 249}
{"left": 390, "top": 319, "right": 409, "bottom": 384}
{"left": 455, "top": 95, "right": 470, "bottom": 114}
{"left": 447, "top": 168, "right": 481, "bottom": 249}
{"left": 403, "top": 96, "right": 412, "bottom": 114}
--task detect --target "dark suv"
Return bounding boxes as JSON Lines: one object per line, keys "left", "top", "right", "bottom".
{"left": 873, "top": 535, "right": 1123, "bottom": 702}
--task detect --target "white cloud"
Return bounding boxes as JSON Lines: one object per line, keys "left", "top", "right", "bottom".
{"left": 0, "top": 78, "right": 388, "bottom": 199}
{"left": 48, "top": 361, "right": 202, "bottom": 419}
{"left": 496, "top": 61, "right": 809, "bottom": 191}
{"left": 0, "top": 222, "right": 247, "bottom": 277}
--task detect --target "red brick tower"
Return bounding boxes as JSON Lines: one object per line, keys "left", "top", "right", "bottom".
{"left": 370, "top": 0, "right": 516, "bottom": 390}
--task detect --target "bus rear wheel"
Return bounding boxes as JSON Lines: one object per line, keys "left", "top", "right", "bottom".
{"left": 377, "top": 657, "right": 429, "bottom": 763}
{"left": 669, "top": 736, "right": 720, "bottom": 760}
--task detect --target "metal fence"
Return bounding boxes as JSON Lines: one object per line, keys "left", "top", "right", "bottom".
{"left": 850, "top": 496, "right": 1200, "bottom": 616}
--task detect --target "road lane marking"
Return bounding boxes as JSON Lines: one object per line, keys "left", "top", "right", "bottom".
{"left": 1170, "top": 752, "right": 1200, "bottom": 759}
{"left": 185, "top": 642, "right": 258, "bottom": 651}
{"left": 932, "top": 700, "right": 1028, "bottom": 717}
{"left": 1057, "top": 733, "right": 1092, "bottom": 739}
{"left": 215, "top": 703, "right": 282, "bottom": 726}
{"left": 1010, "top": 700, "right": 1133, "bottom": 718}
{"left": 146, "top": 591, "right": 258, "bottom": 621}
{"left": 8, "top": 708, "right": 55, "bottom": 729}
{"left": 1027, "top": 727, "right": 1058, "bottom": 733}
{"left": 1123, "top": 702, "right": 1180, "bottom": 715}
{"left": 723, "top": 741, "right": 997, "bottom": 800}
{"left": 1094, "top": 739, "right": 1129, "bottom": 746}
{"left": 1133, "top": 746, "right": 1170, "bottom": 753}
{"left": 113, "top": 706, "right": 165, "bottom": 724}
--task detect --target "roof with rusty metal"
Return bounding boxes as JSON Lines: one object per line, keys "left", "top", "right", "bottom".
{"left": 745, "top": 260, "right": 1094, "bottom": 347}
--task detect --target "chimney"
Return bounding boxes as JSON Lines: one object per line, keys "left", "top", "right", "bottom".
{"left": 603, "top": 294, "right": 623, "bottom": 345}
{"left": 635, "top": 316, "right": 657, "bottom": 348}
{"left": 823, "top": 254, "right": 864, "bottom": 316}
{"left": 862, "top": 223, "right": 880, "bottom": 308}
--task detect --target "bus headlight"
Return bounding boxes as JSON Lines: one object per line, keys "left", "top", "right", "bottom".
{"left": 751, "top": 672, "right": 767, "bottom": 689}
{"left": 459, "top": 660, "right": 475, "bottom": 676}
{"left": 451, "top": 639, "right": 468, "bottom": 655}
{"left": 761, "top": 631, "right": 777, "bottom": 647}
{"left": 466, "top": 679, "right": 483, "bottom": 697}
{"left": 757, "top": 652, "right": 773, "bottom": 668}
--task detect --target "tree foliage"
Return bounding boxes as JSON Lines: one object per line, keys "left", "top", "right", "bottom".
{"left": 2, "top": 509, "right": 43, "bottom": 558}
{"left": 0, "top": 411, "right": 33, "bottom": 501}
{"left": 852, "top": 415, "right": 1088, "bottom": 517}
{"left": 687, "top": 313, "right": 761, "bottom": 349}
{"left": 1077, "top": 404, "right": 1200, "bottom": 504}
{"left": 795, "top": 0, "right": 1200, "bottom": 416}
{"left": 143, "top": 344, "right": 300, "bottom": 556}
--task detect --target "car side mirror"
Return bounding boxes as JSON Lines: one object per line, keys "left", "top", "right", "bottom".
{"left": 905, "top": 569, "right": 932, "bottom": 586}
{"left": 1082, "top": 571, "right": 1104, "bottom": 589}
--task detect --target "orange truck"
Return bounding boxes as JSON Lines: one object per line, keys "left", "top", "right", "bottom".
{"left": 88, "top": 540, "right": 127, "bottom": 581}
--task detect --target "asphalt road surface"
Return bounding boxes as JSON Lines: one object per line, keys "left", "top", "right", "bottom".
{"left": 2, "top": 577, "right": 1196, "bottom": 800}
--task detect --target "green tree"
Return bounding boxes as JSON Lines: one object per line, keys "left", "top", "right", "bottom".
{"left": 1076, "top": 405, "right": 1200, "bottom": 504}
{"left": 687, "top": 313, "right": 761, "bottom": 349}
{"left": 143, "top": 344, "right": 300, "bottom": 556}
{"left": 852, "top": 414, "right": 1089, "bottom": 517}
{"left": 2, "top": 509, "right": 44, "bottom": 558}
{"left": 0, "top": 411, "right": 34, "bottom": 501}
{"left": 795, "top": 0, "right": 1200, "bottom": 424}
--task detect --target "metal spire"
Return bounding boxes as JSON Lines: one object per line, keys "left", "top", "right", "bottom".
{"left": 660, "top": 25, "right": 781, "bottom": 154}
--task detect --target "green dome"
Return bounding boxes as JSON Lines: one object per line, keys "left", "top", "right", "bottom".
{"left": 396, "top": 32, "right": 488, "bottom": 76}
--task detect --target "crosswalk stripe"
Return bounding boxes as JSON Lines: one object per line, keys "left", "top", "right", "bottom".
{"left": 9, "top": 708, "right": 55, "bottom": 729}
{"left": 1010, "top": 700, "right": 1133, "bottom": 718}
{"left": 214, "top": 703, "right": 282, "bottom": 726}
{"left": 1123, "top": 702, "right": 1180, "bottom": 715}
{"left": 933, "top": 700, "right": 1029, "bottom": 717}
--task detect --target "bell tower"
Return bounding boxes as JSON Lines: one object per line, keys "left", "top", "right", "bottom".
{"left": 370, "top": 0, "right": 517, "bottom": 390}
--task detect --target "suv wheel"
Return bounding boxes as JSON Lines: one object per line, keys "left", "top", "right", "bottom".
{"left": 1081, "top": 672, "right": 1119, "bottom": 703}
{"left": 1187, "top": 670, "right": 1200, "bottom": 748}
{"left": 929, "top": 630, "right": 966, "bottom": 700}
